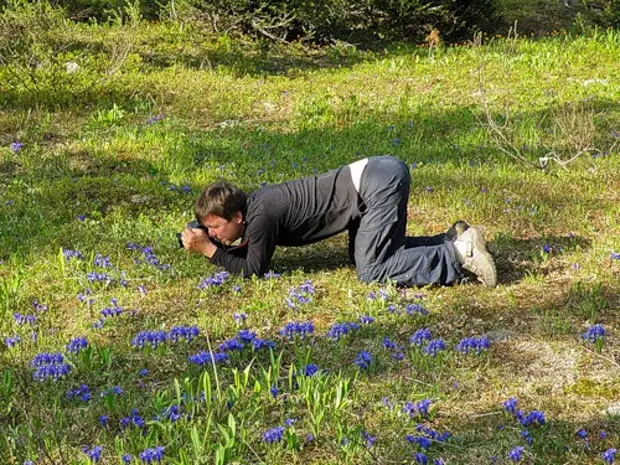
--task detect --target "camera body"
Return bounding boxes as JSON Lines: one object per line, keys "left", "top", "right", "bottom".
{"left": 177, "top": 220, "right": 209, "bottom": 249}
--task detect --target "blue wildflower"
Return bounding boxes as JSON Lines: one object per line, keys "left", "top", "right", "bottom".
{"left": 62, "top": 249, "right": 83, "bottom": 261}
{"left": 402, "top": 399, "right": 432, "bottom": 419}
{"left": 414, "top": 452, "right": 428, "bottom": 465}
{"left": 4, "top": 335, "right": 21, "bottom": 348}
{"left": 611, "top": 252, "right": 620, "bottom": 260}
{"left": 542, "top": 244, "right": 551, "bottom": 254}
{"left": 10, "top": 141, "right": 24, "bottom": 153}
{"left": 359, "top": 315, "right": 375, "bottom": 324}
{"left": 303, "top": 363, "right": 320, "bottom": 376}
{"left": 233, "top": 312, "right": 247, "bottom": 324}
{"left": 280, "top": 321, "right": 314, "bottom": 339}
{"left": 13, "top": 313, "right": 37, "bottom": 326}
{"left": 199, "top": 271, "right": 229, "bottom": 288}
{"left": 576, "top": 428, "right": 587, "bottom": 439}
{"left": 252, "top": 338, "right": 276, "bottom": 351}
{"left": 131, "top": 330, "right": 167, "bottom": 349}
{"left": 30, "top": 352, "right": 71, "bottom": 382}
{"left": 188, "top": 351, "right": 229, "bottom": 366}
{"left": 263, "top": 426, "right": 285, "bottom": 444}
{"left": 362, "top": 431, "right": 376, "bottom": 448}
{"left": 508, "top": 446, "right": 524, "bottom": 462}
{"left": 405, "top": 303, "right": 429, "bottom": 316}
{"left": 82, "top": 445, "right": 103, "bottom": 463}
{"left": 66, "top": 384, "right": 91, "bottom": 402}
{"left": 32, "top": 300, "right": 48, "bottom": 312}
{"left": 66, "top": 336, "right": 88, "bottom": 354}
{"left": 270, "top": 384, "right": 279, "bottom": 398}
{"left": 139, "top": 446, "right": 165, "bottom": 463}
{"left": 455, "top": 336, "right": 490, "bottom": 355}
{"left": 602, "top": 449, "right": 617, "bottom": 464}
{"left": 285, "top": 280, "right": 315, "bottom": 309}
{"left": 218, "top": 337, "right": 244, "bottom": 352}
{"left": 503, "top": 397, "right": 518, "bottom": 414}
{"left": 168, "top": 325, "right": 199, "bottom": 343}
{"left": 99, "top": 415, "right": 108, "bottom": 427}
{"left": 146, "top": 114, "right": 165, "bottom": 125}
{"left": 423, "top": 338, "right": 446, "bottom": 357}
{"left": 326, "top": 322, "right": 360, "bottom": 340}
{"left": 582, "top": 324, "right": 605, "bottom": 343}
{"left": 354, "top": 351, "right": 372, "bottom": 370}
{"left": 517, "top": 410, "right": 545, "bottom": 427}
{"left": 410, "top": 328, "right": 432, "bottom": 346}
{"left": 406, "top": 435, "right": 432, "bottom": 449}
{"left": 237, "top": 329, "right": 257, "bottom": 343}
{"left": 93, "top": 254, "right": 113, "bottom": 268}
{"left": 122, "top": 454, "right": 133, "bottom": 464}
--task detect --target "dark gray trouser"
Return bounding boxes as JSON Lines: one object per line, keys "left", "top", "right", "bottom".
{"left": 350, "top": 156, "right": 462, "bottom": 287}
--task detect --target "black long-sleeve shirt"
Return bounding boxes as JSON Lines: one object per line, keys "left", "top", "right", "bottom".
{"left": 209, "top": 165, "right": 360, "bottom": 277}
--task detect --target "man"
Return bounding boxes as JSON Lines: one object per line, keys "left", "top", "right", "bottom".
{"left": 181, "top": 156, "right": 497, "bottom": 287}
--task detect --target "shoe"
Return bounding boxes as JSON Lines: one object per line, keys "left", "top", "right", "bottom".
{"left": 453, "top": 226, "right": 497, "bottom": 287}
{"left": 445, "top": 220, "right": 470, "bottom": 242}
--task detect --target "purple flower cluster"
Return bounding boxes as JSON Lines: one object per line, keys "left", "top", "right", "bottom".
{"left": 198, "top": 271, "right": 230, "bottom": 288}
{"left": 131, "top": 330, "right": 168, "bottom": 349}
{"left": 280, "top": 321, "right": 314, "bottom": 339}
{"left": 67, "top": 384, "right": 91, "bottom": 402}
{"left": 326, "top": 321, "right": 360, "bottom": 340}
{"left": 139, "top": 445, "right": 165, "bottom": 463}
{"left": 402, "top": 399, "right": 432, "bottom": 419}
{"left": 602, "top": 449, "right": 617, "bottom": 464}
{"left": 405, "top": 303, "right": 430, "bottom": 316}
{"left": 262, "top": 426, "right": 285, "bottom": 443}
{"left": 4, "top": 335, "right": 21, "bottom": 348}
{"left": 611, "top": 252, "right": 620, "bottom": 260}
{"left": 502, "top": 398, "right": 545, "bottom": 427}
{"left": 233, "top": 312, "right": 247, "bottom": 324}
{"left": 582, "top": 324, "right": 605, "bottom": 343}
{"left": 410, "top": 328, "right": 432, "bottom": 346}
{"left": 30, "top": 352, "right": 71, "bottom": 381}
{"left": 455, "top": 336, "right": 491, "bottom": 355}
{"left": 359, "top": 315, "right": 375, "bottom": 324}
{"left": 508, "top": 446, "right": 524, "bottom": 462}
{"left": 215, "top": 329, "right": 275, "bottom": 354}
{"left": 146, "top": 114, "right": 165, "bottom": 125}
{"left": 188, "top": 350, "right": 229, "bottom": 366}
{"left": 94, "top": 254, "right": 113, "bottom": 268}
{"left": 32, "top": 300, "right": 48, "bottom": 312}
{"left": 354, "top": 350, "right": 372, "bottom": 370}
{"left": 10, "top": 140, "right": 24, "bottom": 153}
{"left": 101, "top": 300, "right": 124, "bottom": 319}
{"left": 302, "top": 363, "right": 320, "bottom": 376}
{"left": 423, "top": 338, "right": 446, "bottom": 357}
{"left": 285, "top": 280, "right": 315, "bottom": 309}
{"left": 120, "top": 409, "right": 146, "bottom": 432}
{"left": 62, "top": 249, "right": 83, "bottom": 261}
{"left": 413, "top": 423, "right": 451, "bottom": 442}
{"left": 362, "top": 431, "right": 376, "bottom": 448}
{"left": 406, "top": 435, "right": 432, "bottom": 449}
{"left": 87, "top": 271, "right": 114, "bottom": 285}
{"left": 14, "top": 313, "right": 37, "bottom": 326}
{"left": 168, "top": 325, "right": 200, "bottom": 343}
{"left": 82, "top": 445, "right": 103, "bottom": 463}
{"left": 66, "top": 336, "right": 88, "bottom": 354}
{"left": 132, "top": 324, "right": 200, "bottom": 349}
{"left": 383, "top": 337, "right": 405, "bottom": 360}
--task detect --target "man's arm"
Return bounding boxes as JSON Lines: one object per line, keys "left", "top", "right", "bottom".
{"left": 209, "top": 214, "right": 278, "bottom": 277}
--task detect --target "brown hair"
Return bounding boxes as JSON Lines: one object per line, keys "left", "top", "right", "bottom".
{"left": 195, "top": 182, "right": 247, "bottom": 222}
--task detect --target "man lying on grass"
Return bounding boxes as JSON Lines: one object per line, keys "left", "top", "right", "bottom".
{"left": 181, "top": 156, "right": 497, "bottom": 287}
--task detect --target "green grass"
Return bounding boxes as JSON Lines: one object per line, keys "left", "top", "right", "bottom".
{"left": 1, "top": 12, "right": 619, "bottom": 465}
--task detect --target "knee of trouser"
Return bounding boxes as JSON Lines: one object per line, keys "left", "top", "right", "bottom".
{"left": 357, "top": 266, "right": 378, "bottom": 284}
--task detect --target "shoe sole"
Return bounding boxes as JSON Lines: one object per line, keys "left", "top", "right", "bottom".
{"left": 468, "top": 227, "right": 497, "bottom": 288}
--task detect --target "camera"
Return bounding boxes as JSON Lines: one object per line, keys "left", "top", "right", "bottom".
{"left": 177, "top": 220, "right": 209, "bottom": 249}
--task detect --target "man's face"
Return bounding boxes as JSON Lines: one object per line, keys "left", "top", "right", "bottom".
{"left": 202, "top": 212, "right": 244, "bottom": 246}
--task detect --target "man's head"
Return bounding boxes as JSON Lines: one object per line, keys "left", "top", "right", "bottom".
{"left": 195, "top": 182, "right": 247, "bottom": 246}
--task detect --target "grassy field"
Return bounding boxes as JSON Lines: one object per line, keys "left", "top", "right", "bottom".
{"left": 1, "top": 9, "right": 619, "bottom": 465}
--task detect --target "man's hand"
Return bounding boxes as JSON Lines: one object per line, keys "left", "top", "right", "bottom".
{"left": 181, "top": 227, "right": 217, "bottom": 258}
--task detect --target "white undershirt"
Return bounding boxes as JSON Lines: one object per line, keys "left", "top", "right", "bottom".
{"left": 348, "top": 158, "right": 368, "bottom": 193}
